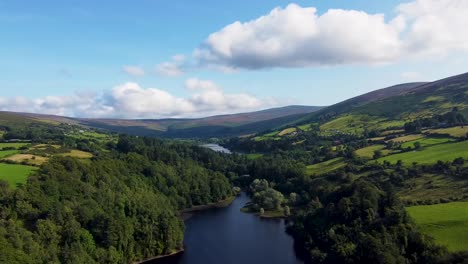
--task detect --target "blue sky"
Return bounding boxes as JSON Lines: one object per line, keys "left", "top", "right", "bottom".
{"left": 1, "top": 0, "right": 467, "bottom": 118}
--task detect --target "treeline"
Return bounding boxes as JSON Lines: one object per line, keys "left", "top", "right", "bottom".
{"left": 404, "top": 109, "right": 466, "bottom": 133}
{"left": 288, "top": 180, "right": 446, "bottom": 263}
{"left": 0, "top": 134, "right": 235, "bottom": 263}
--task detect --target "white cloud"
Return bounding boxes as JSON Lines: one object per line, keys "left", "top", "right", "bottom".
{"left": 123, "top": 65, "right": 145, "bottom": 76}
{"left": 401, "top": 71, "right": 423, "bottom": 81}
{"left": 194, "top": 0, "right": 468, "bottom": 70}
{"left": 0, "top": 79, "right": 281, "bottom": 118}
{"left": 156, "top": 54, "right": 186, "bottom": 77}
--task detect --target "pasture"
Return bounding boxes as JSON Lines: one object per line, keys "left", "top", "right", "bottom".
{"left": 407, "top": 202, "right": 468, "bottom": 252}
{"left": 0, "top": 150, "right": 19, "bottom": 158}
{"left": 307, "top": 158, "right": 346, "bottom": 175}
{"left": 0, "top": 142, "right": 30, "bottom": 149}
{"left": 400, "top": 137, "right": 454, "bottom": 149}
{"left": 58, "top": 150, "right": 93, "bottom": 159}
{"left": 0, "top": 163, "right": 36, "bottom": 187}
{"left": 355, "top": 145, "right": 390, "bottom": 159}
{"left": 388, "top": 134, "right": 424, "bottom": 143}
{"left": 427, "top": 126, "right": 468, "bottom": 138}
{"left": 278, "top": 127, "right": 297, "bottom": 136}
{"left": 4, "top": 154, "right": 48, "bottom": 166}
{"left": 377, "top": 140, "right": 468, "bottom": 165}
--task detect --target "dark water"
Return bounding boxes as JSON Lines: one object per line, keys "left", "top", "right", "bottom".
{"left": 152, "top": 192, "right": 304, "bottom": 264}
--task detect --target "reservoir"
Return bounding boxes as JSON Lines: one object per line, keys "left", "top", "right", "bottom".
{"left": 152, "top": 192, "right": 304, "bottom": 264}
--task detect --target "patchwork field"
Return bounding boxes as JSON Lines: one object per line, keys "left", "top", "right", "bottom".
{"left": 377, "top": 140, "right": 468, "bottom": 165}
{"left": 407, "top": 202, "right": 468, "bottom": 252}
{"left": 0, "top": 142, "right": 30, "bottom": 149}
{"left": 4, "top": 154, "right": 48, "bottom": 166}
{"left": 58, "top": 150, "right": 93, "bottom": 158}
{"left": 307, "top": 157, "right": 346, "bottom": 175}
{"left": 278, "top": 127, "right": 297, "bottom": 136}
{"left": 0, "top": 150, "right": 19, "bottom": 158}
{"left": 400, "top": 137, "right": 455, "bottom": 149}
{"left": 427, "top": 126, "right": 468, "bottom": 138}
{"left": 0, "top": 163, "right": 36, "bottom": 187}
{"left": 355, "top": 145, "right": 391, "bottom": 159}
{"left": 388, "top": 134, "right": 425, "bottom": 143}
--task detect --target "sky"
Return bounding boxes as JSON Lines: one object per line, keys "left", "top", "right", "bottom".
{"left": 0, "top": 0, "right": 467, "bottom": 118}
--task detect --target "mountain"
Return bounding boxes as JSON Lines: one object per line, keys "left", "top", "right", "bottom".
{"left": 0, "top": 105, "right": 323, "bottom": 138}
{"left": 298, "top": 72, "right": 468, "bottom": 131}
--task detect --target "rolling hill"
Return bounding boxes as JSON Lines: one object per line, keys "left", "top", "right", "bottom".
{"left": 0, "top": 105, "right": 323, "bottom": 138}
{"left": 295, "top": 72, "right": 468, "bottom": 135}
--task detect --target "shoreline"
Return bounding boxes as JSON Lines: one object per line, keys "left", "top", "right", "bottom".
{"left": 133, "top": 248, "right": 184, "bottom": 264}
{"left": 135, "top": 195, "right": 238, "bottom": 263}
{"left": 180, "top": 196, "right": 236, "bottom": 220}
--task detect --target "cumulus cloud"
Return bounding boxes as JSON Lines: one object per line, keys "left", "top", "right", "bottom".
{"left": 123, "top": 65, "right": 145, "bottom": 76}
{"left": 0, "top": 79, "right": 280, "bottom": 118}
{"left": 194, "top": 0, "right": 468, "bottom": 69}
{"left": 156, "top": 54, "right": 186, "bottom": 77}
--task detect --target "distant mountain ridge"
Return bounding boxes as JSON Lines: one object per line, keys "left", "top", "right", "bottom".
{"left": 1, "top": 105, "right": 323, "bottom": 138}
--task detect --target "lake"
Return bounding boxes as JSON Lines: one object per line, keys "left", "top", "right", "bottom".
{"left": 200, "top": 144, "right": 232, "bottom": 154}
{"left": 151, "top": 192, "right": 305, "bottom": 264}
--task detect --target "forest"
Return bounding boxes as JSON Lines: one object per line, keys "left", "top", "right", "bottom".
{"left": 0, "top": 125, "right": 236, "bottom": 263}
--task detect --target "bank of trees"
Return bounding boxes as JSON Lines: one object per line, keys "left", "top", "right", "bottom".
{"left": 0, "top": 134, "right": 235, "bottom": 263}
{"left": 287, "top": 180, "right": 447, "bottom": 263}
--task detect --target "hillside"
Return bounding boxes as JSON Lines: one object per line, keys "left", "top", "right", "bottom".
{"left": 1, "top": 105, "right": 322, "bottom": 139}
{"left": 296, "top": 73, "right": 468, "bottom": 135}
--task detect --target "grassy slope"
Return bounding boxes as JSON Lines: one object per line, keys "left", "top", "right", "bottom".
{"left": 307, "top": 158, "right": 346, "bottom": 175}
{"left": 407, "top": 202, "right": 468, "bottom": 252}
{"left": 355, "top": 145, "right": 390, "bottom": 159}
{"left": 377, "top": 140, "right": 468, "bottom": 165}
{"left": 0, "top": 150, "right": 19, "bottom": 158}
{"left": 0, "top": 163, "right": 36, "bottom": 187}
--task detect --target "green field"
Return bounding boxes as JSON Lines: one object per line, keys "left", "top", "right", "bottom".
{"left": 278, "top": 127, "right": 297, "bottom": 136}
{"left": 378, "top": 140, "right": 468, "bottom": 165}
{"left": 307, "top": 157, "right": 346, "bottom": 175}
{"left": 246, "top": 153, "right": 264, "bottom": 160}
{"left": 355, "top": 145, "right": 390, "bottom": 159}
{"left": 389, "top": 134, "right": 425, "bottom": 143}
{"left": 0, "top": 142, "right": 30, "bottom": 149}
{"left": 400, "top": 137, "right": 455, "bottom": 149}
{"left": 407, "top": 202, "right": 468, "bottom": 252}
{"left": 0, "top": 163, "right": 36, "bottom": 187}
{"left": 298, "top": 124, "right": 313, "bottom": 131}
{"left": 0, "top": 150, "right": 19, "bottom": 158}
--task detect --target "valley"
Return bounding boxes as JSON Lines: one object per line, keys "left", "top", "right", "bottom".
{"left": 0, "top": 72, "right": 467, "bottom": 264}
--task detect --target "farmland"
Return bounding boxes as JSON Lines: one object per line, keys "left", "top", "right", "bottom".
{"left": 355, "top": 145, "right": 390, "bottom": 159}
{"left": 427, "top": 126, "right": 468, "bottom": 138}
{"left": 377, "top": 140, "right": 468, "bottom": 165}
{"left": 407, "top": 202, "right": 468, "bottom": 252}
{"left": 400, "top": 137, "right": 455, "bottom": 149}
{"left": 0, "top": 163, "right": 36, "bottom": 187}
{"left": 0, "top": 150, "right": 19, "bottom": 158}
{"left": 307, "top": 157, "right": 346, "bottom": 175}
{"left": 0, "top": 142, "right": 30, "bottom": 149}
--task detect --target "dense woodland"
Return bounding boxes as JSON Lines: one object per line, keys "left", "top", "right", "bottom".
{"left": 0, "top": 125, "right": 236, "bottom": 263}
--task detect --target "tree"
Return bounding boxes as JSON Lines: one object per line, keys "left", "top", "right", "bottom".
{"left": 373, "top": 150, "right": 382, "bottom": 159}
{"left": 284, "top": 206, "right": 290, "bottom": 216}
{"left": 414, "top": 141, "right": 422, "bottom": 150}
